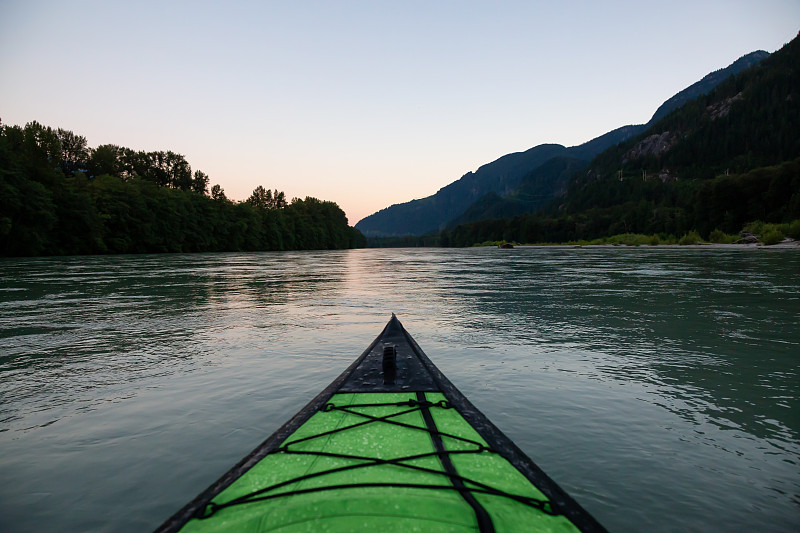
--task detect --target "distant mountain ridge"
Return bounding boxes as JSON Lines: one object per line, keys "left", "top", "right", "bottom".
{"left": 648, "top": 50, "right": 769, "bottom": 124}
{"left": 355, "top": 50, "right": 770, "bottom": 237}
{"left": 356, "top": 144, "right": 566, "bottom": 237}
{"left": 440, "top": 32, "right": 800, "bottom": 246}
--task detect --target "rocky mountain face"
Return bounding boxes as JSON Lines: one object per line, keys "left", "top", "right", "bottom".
{"left": 623, "top": 131, "right": 678, "bottom": 163}
{"left": 355, "top": 50, "right": 770, "bottom": 237}
{"left": 647, "top": 51, "right": 769, "bottom": 124}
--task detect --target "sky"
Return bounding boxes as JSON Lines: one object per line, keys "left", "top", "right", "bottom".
{"left": 1, "top": 1, "right": 798, "bottom": 226}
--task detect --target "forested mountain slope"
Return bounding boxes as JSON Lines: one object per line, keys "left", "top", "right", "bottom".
{"left": 356, "top": 51, "right": 769, "bottom": 237}
{"left": 442, "top": 33, "right": 799, "bottom": 246}
{"left": 355, "top": 144, "right": 567, "bottom": 237}
{"left": 434, "top": 51, "right": 772, "bottom": 231}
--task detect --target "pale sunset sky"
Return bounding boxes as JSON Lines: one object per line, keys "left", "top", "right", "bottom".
{"left": 1, "top": 1, "right": 798, "bottom": 225}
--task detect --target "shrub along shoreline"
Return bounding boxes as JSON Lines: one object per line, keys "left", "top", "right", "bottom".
{"left": 471, "top": 220, "right": 800, "bottom": 248}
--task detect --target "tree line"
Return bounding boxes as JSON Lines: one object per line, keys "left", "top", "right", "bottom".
{"left": 0, "top": 121, "right": 365, "bottom": 256}
{"left": 441, "top": 158, "right": 800, "bottom": 246}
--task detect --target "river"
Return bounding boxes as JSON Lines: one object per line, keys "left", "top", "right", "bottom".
{"left": 1, "top": 247, "right": 798, "bottom": 532}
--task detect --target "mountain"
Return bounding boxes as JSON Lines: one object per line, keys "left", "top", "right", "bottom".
{"left": 355, "top": 50, "right": 770, "bottom": 237}
{"left": 355, "top": 144, "right": 567, "bottom": 237}
{"left": 355, "top": 129, "right": 645, "bottom": 237}
{"left": 446, "top": 129, "right": 647, "bottom": 229}
{"left": 647, "top": 50, "right": 769, "bottom": 124}
{"left": 446, "top": 155, "right": 588, "bottom": 229}
{"left": 442, "top": 33, "right": 800, "bottom": 246}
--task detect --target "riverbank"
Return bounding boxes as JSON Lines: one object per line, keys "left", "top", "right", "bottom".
{"left": 516, "top": 239, "right": 800, "bottom": 249}
{"left": 478, "top": 226, "right": 800, "bottom": 249}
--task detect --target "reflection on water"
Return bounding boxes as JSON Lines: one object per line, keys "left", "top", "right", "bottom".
{"left": 1, "top": 248, "right": 798, "bottom": 532}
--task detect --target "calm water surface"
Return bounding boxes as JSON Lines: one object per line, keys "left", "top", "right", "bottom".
{"left": 1, "top": 247, "right": 798, "bottom": 532}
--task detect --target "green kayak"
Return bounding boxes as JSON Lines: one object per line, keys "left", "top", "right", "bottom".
{"left": 156, "top": 315, "right": 607, "bottom": 532}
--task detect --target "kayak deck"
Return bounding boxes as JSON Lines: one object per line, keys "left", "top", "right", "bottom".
{"left": 156, "top": 315, "right": 607, "bottom": 533}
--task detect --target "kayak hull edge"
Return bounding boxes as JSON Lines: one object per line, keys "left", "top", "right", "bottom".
{"left": 155, "top": 315, "right": 608, "bottom": 533}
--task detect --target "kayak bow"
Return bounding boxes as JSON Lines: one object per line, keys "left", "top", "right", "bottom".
{"left": 156, "top": 314, "right": 607, "bottom": 532}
